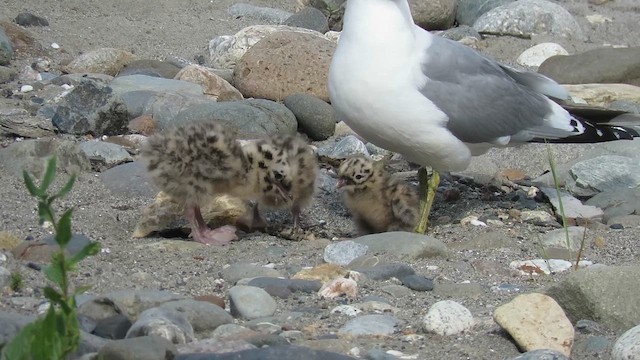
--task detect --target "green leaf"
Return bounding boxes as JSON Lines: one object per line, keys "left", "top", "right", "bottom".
{"left": 0, "top": 321, "right": 38, "bottom": 360}
{"left": 68, "top": 242, "right": 101, "bottom": 269}
{"left": 39, "top": 156, "right": 58, "bottom": 194}
{"left": 44, "top": 255, "right": 65, "bottom": 287}
{"left": 50, "top": 174, "right": 76, "bottom": 203}
{"left": 37, "top": 202, "right": 53, "bottom": 226}
{"left": 22, "top": 170, "right": 41, "bottom": 198}
{"left": 74, "top": 285, "right": 93, "bottom": 295}
{"left": 43, "top": 286, "right": 64, "bottom": 304}
{"left": 56, "top": 209, "right": 74, "bottom": 247}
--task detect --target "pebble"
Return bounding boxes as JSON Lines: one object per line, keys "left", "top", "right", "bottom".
{"left": 539, "top": 187, "right": 604, "bottom": 224}
{"left": 324, "top": 240, "right": 369, "bottom": 266}
{"left": 517, "top": 43, "right": 569, "bottom": 69}
{"left": 222, "top": 263, "right": 283, "bottom": 284}
{"left": 126, "top": 307, "right": 194, "bottom": 344}
{"left": 228, "top": 285, "right": 277, "bottom": 320}
{"left": 352, "top": 232, "right": 448, "bottom": 260}
{"left": 79, "top": 140, "right": 133, "bottom": 169}
{"left": 317, "top": 135, "right": 369, "bottom": 159}
{"left": 398, "top": 274, "right": 434, "bottom": 291}
{"left": 14, "top": 12, "right": 50, "bottom": 27}
{"left": 20, "top": 85, "right": 33, "bottom": 93}
{"left": 284, "top": 6, "right": 329, "bottom": 33}
{"left": 158, "top": 299, "right": 233, "bottom": 333}
{"left": 494, "top": 293, "right": 574, "bottom": 356}
{"left": 422, "top": 300, "right": 474, "bottom": 336}
{"left": 284, "top": 93, "right": 336, "bottom": 141}
{"left": 97, "top": 335, "right": 177, "bottom": 360}
{"left": 338, "top": 314, "right": 398, "bottom": 337}
{"left": 510, "top": 259, "right": 592, "bottom": 275}
{"left": 570, "top": 155, "right": 640, "bottom": 193}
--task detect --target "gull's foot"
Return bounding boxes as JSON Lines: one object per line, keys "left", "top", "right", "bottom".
{"left": 192, "top": 225, "right": 238, "bottom": 245}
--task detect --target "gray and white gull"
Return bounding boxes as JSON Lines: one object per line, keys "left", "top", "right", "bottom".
{"left": 328, "top": 0, "right": 640, "bottom": 233}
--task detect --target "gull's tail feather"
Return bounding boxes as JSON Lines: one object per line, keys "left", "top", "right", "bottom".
{"left": 530, "top": 105, "right": 640, "bottom": 144}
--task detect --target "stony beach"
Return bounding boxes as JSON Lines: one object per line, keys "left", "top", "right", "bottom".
{"left": 1, "top": 0, "right": 640, "bottom": 359}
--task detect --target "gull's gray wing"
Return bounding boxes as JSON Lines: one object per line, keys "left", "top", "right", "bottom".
{"left": 419, "top": 35, "right": 565, "bottom": 144}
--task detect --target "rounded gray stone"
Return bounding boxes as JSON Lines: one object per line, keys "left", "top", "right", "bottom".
{"left": 338, "top": 314, "right": 398, "bottom": 336}
{"left": 228, "top": 285, "right": 277, "bottom": 320}
{"left": 284, "top": 93, "right": 336, "bottom": 141}
{"left": 323, "top": 240, "right": 369, "bottom": 266}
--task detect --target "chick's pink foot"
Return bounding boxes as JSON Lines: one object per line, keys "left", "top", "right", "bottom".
{"left": 191, "top": 225, "right": 238, "bottom": 245}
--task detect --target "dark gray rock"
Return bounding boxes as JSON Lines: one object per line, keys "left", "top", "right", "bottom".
{"left": 228, "top": 3, "right": 293, "bottom": 23}
{"left": 585, "top": 187, "right": 640, "bottom": 222}
{"left": 126, "top": 307, "right": 195, "bottom": 344}
{"left": 0, "top": 28, "right": 13, "bottom": 66}
{"left": 572, "top": 335, "right": 611, "bottom": 357}
{"left": 99, "top": 161, "right": 158, "bottom": 198}
{"left": 284, "top": 7, "right": 329, "bottom": 33}
{"left": 398, "top": 274, "right": 434, "bottom": 291}
{"left": 79, "top": 140, "right": 133, "bottom": 170}
{"left": 284, "top": 93, "right": 336, "bottom": 140}
{"left": 52, "top": 80, "right": 129, "bottom": 136}
{"left": 14, "top": 12, "right": 50, "bottom": 26}
{"left": 539, "top": 47, "right": 640, "bottom": 86}
{"left": 506, "top": 349, "right": 569, "bottom": 360}
{"left": 175, "top": 345, "right": 356, "bottom": 360}
{"left": 93, "top": 314, "right": 132, "bottom": 340}
{"left": 50, "top": 73, "right": 114, "bottom": 87}
{"left": 353, "top": 263, "right": 415, "bottom": 281}
{"left": 245, "top": 277, "right": 322, "bottom": 296}
{"left": 473, "top": 0, "right": 583, "bottom": 39}
{"left": 0, "top": 311, "right": 35, "bottom": 346}
{"left": 456, "top": 0, "right": 514, "bottom": 26}
{"left": 568, "top": 155, "right": 640, "bottom": 193}
{"left": 575, "top": 319, "right": 606, "bottom": 334}
{"left": 73, "top": 331, "right": 111, "bottom": 358}
{"left": 158, "top": 299, "right": 233, "bottom": 333}
{"left": 117, "top": 59, "right": 182, "bottom": 78}
{"left": 169, "top": 99, "right": 298, "bottom": 138}
{"left": 544, "top": 266, "right": 640, "bottom": 331}
{"left": 97, "top": 335, "right": 177, "bottom": 360}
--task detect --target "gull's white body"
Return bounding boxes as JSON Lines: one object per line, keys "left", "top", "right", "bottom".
{"left": 328, "top": 0, "right": 581, "bottom": 171}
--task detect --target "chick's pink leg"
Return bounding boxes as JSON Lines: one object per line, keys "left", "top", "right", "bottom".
{"left": 185, "top": 205, "right": 237, "bottom": 245}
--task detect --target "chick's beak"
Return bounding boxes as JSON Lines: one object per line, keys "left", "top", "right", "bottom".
{"left": 275, "top": 182, "right": 293, "bottom": 204}
{"left": 336, "top": 178, "right": 346, "bottom": 189}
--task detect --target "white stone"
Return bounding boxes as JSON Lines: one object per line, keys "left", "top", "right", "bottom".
{"left": 331, "top": 305, "right": 361, "bottom": 317}
{"left": 510, "top": 259, "right": 593, "bottom": 275}
{"left": 517, "top": 43, "right": 569, "bottom": 69}
{"left": 20, "top": 85, "right": 34, "bottom": 93}
{"left": 422, "top": 300, "right": 474, "bottom": 336}
{"left": 586, "top": 14, "right": 612, "bottom": 25}
{"left": 51, "top": 42, "right": 60, "bottom": 49}
{"left": 612, "top": 324, "right": 640, "bottom": 360}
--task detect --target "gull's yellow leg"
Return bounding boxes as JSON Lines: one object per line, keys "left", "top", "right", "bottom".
{"left": 415, "top": 167, "right": 440, "bottom": 234}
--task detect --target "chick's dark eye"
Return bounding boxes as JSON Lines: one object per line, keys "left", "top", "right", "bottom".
{"left": 274, "top": 172, "right": 283, "bottom": 180}
{"left": 355, "top": 174, "right": 363, "bottom": 180}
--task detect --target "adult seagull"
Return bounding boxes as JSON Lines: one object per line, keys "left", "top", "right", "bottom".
{"left": 328, "top": 0, "right": 640, "bottom": 234}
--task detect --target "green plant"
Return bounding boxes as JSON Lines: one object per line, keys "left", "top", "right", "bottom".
{"left": 1, "top": 156, "right": 100, "bottom": 360}
{"left": 545, "top": 144, "right": 587, "bottom": 270}
{"left": 9, "top": 272, "right": 23, "bottom": 292}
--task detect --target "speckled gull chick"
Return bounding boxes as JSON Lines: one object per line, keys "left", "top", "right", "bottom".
{"left": 328, "top": 0, "right": 640, "bottom": 233}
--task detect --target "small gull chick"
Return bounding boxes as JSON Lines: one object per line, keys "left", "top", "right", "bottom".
{"left": 337, "top": 155, "right": 419, "bottom": 234}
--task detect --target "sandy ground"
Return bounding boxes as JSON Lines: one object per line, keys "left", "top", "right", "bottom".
{"left": 1, "top": 0, "right": 640, "bottom": 359}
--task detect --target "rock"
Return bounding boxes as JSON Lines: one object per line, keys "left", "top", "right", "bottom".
{"left": 79, "top": 140, "right": 133, "bottom": 170}
{"left": 399, "top": 274, "right": 434, "bottom": 291}
{"left": 517, "top": 43, "right": 569, "bottom": 69}
{"left": 520, "top": 210, "right": 557, "bottom": 225}
{"left": 539, "top": 47, "right": 640, "bottom": 86}
{"left": 586, "top": 187, "right": 640, "bottom": 222}
{"left": 569, "top": 155, "right": 640, "bottom": 193}
{"left": 245, "top": 277, "right": 322, "bottom": 296}
{"left": 228, "top": 3, "right": 292, "bottom": 23}
{"left": 209, "top": 25, "right": 326, "bottom": 70}
{"left": 538, "top": 187, "right": 604, "bottom": 225}
{"left": 51, "top": 72, "right": 114, "bottom": 87}
{"left": 126, "top": 307, "right": 195, "bottom": 344}
{"left": 510, "top": 259, "right": 591, "bottom": 275}
{"left": 0, "top": 65, "right": 17, "bottom": 83}
{"left": 438, "top": 25, "right": 481, "bottom": 42}
{"left": 352, "top": 263, "right": 415, "bottom": 281}
{"left": 423, "top": 300, "right": 474, "bottom": 335}
{"left": 228, "top": 285, "right": 278, "bottom": 320}
{"left": 158, "top": 299, "right": 232, "bottom": 334}
{"left": 14, "top": 12, "right": 50, "bottom": 27}
{"left": 607, "top": 214, "right": 640, "bottom": 228}
{"left": 540, "top": 226, "right": 590, "bottom": 259}
{"left": 0, "top": 28, "right": 14, "bottom": 65}
{"left": 92, "top": 290, "right": 187, "bottom": 320}
{"left": 0, "top": 311, "right": 34, "bottom": 346}
{"left": 494, "top": 293, "right": 574, "bottom": 356}
{"left": 473, "top": 0, "right": 583, "bottom": 39}
{"left": 456, "top": 0, "right": 514, "bottom": 26}
{"left": 222, "top": 263, "right": 283, "bottom": 284}
{"left": 111, "top": 73, "right": 203, "bottom": 96}
{"left": 52, "top": 80, "right": 129, "bottom": 136}
{"left": 233, "top": 31, "right": 336, "bottom": 102}
{"left": 506, "top": 349, "right": 569, "bottom": 360}
{"left": 93, "top": 314, "right": 132, "bottom": 340}
{"left": 338, "top": 314, "right": 398, "bottom": 337}
{"left": 100, "top": 161, "right": 158, "bottom": 198}
{"left": 573, "top": 335, "right": 612, "bottom": 358}
{"left": 0, "top": 139, "right": 90, "bottom": 178}
{"left": 609, "top": 99, "right": 640, "bottom": 114}
{"left": 317, "top": 135, "right": 368, "bottom": 159}
{"left": 323, "top": 240, "right": 369, "bottom": 266}
{"left": 544, "top": 266, "right": 640, "bottom": 331}
{"left": 352, "top": 232, "right": 448, "bottom": 260}
{"left": 612, "top": 324, "right": 640, "bottom": 360}
{"left": 173, "top": 64, "right": 243, "bottom": 101}
{"left": 117, "top": 59, "right": 182, "bottom": 78}
{"left": 284, "top": 7, "right": 329, "bottom": 33}
{"left": 0, "top": 20, "right": 47, "bottom": 58}
{"left": 434, "top": 283, "right": 484, "bottom": 299}
{"left": 168, "top": 99, "right": 298, "bottom": 138}
{"left": 292, "top": 263, "right": 350, "bottom": 283}
{"left": 98, "top": 335, "right": 177, "bottom": 360}
{"left": 562, "top": 84, "right": 640, "bottom": 107}
{"left": 284, "top": 93, "right": 336, "bottom": 140}
{"left": 63, "top": 47, "right": 138, "bottom": 76}
{"left": 133, "top": 191, "right": 246, "bottom": 238}
{"left": 408, "top": 0, "right": 457, "bottom": 30}
{"left": 174, "top": 345, "right": 355, "bottom": 360}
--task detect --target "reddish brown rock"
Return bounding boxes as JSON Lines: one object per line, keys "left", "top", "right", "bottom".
{"left": 174, "top": 64, "right": 243, "bottom": 101}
